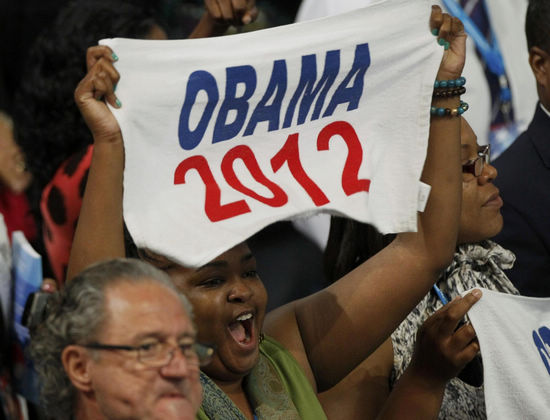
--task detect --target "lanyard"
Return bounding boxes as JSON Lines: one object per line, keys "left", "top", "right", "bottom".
{"left": 441, "top": 0, "right": 511, "bottom": 103}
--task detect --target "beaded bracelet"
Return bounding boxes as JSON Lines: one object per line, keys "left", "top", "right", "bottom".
{"left": 433, "top": 86, "right": 466, "bottom": 98}
{"left": 434, "top": 77, "right": 466, "bottom": 89}
{"left": 430, "top": 100, "right": 469, "bottom": 117}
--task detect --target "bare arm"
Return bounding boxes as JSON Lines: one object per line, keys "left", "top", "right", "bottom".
{"left": 318, "top": 290, "right": 480, "bottom": 419}
{"left": 318, "top": 339, "right": 394, "bottom": 419}
{"left": 67, "top": 46, "right": 125, "bottom": 281}
{"left": 264, "top": 7, "right": 467, "bottom": 391}
{"left": 188, "top": 0, "right": 258, "bottom": 39}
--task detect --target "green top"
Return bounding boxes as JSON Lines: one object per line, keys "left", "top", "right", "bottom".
{"left": 196, "top": 335, "right": 326, "bottom": 420}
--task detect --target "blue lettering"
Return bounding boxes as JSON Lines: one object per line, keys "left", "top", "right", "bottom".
{"left": 244, "top": 60, "right": 287, "bottom": 136}
{"left": 323, "top": 43, "right": 371, "bottom": 117}
{"left": 178, "top": 70, "right": 219, "bottom": 150}
{"left": 177, "top": 43, "right": 371, "bottom": 150}
{"left": 213, "top": 65, "right": 257, "bottom": 144}
{"left": 532, "top": 327, "right": 550, "bottom": 375}
{"left": 283, "top": 50, "right": 340, "bottom": 128}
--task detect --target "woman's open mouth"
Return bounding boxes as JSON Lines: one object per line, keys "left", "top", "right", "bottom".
{"left": 228, "top": 312, "right": 256, "bottom": 349}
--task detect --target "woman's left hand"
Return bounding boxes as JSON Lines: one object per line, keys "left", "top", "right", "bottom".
{"left": 430, "top": 5, "right": 467, "bottom": 81}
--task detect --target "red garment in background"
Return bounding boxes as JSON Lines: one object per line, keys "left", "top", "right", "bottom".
{"left": 0, "top": 187, "right": 36, "bottom": 243}
{"left": 40, "top": 145, "right": 93, "bottom": 283}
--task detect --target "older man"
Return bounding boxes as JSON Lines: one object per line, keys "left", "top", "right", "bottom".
{"left": 30, "top": 259, "right": 207, "bottom": 420}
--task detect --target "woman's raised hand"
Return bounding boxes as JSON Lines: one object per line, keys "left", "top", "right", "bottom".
{"left": 74, "top": 46, "right": 121, "bottom": 144}
{"left": 430, "top": 5, "right": 466, "bottom": 81}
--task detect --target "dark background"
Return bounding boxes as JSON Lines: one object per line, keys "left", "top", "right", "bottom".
{"left": 0, "top": 0, "right": 302, "bottom": 114}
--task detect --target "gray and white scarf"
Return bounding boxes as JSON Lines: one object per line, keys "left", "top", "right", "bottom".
{"left": 391, "top": 240, "right": 518, "bottom": 419}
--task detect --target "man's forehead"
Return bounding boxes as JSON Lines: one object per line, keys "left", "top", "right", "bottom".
{"left": 101, "top": 280, "right": 194, "bottom": 339}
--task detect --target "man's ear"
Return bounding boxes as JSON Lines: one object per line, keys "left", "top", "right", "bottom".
{"left": 62, "top": 345, "right": 94, "bottom": 392}
{"left": 529, "top": 46, "right": 549, "bottom": 87}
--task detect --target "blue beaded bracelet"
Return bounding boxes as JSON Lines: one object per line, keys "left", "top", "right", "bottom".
{"left": 430, "top": 100, "right": 469, "bottom": 117}
{"left": 434, "top": 77, "right": 466, "bottom": 89}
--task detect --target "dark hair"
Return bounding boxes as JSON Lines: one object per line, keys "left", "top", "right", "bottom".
{"left": 526, "top": 0, "right": 550, "bottom": 52}
{"left": 323, "top": 216, "right": 395, "bottom": 284}
{"left": 13, "top": 0, "right": 158, "bottom": 216}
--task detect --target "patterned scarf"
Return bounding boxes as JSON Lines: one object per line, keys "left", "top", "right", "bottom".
{"left": 199, "top": 352, "right": 301, "bottom": 420}
{"left": 439, "top": 240, "right": 518, "bottom": 298}
{"left": 391, "top": 240, "right": 519, "bottom": 419}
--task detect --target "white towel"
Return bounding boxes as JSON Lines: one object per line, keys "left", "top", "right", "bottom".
{"left": 101, "top": 0, "right": 441, "bottom": 267}
{"left": 465, "top": 288, "right": 550, "bottom": 419}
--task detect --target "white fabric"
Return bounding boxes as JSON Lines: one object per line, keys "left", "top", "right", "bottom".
{"left": 295, "top": 0, "right": 536, "bottom": 250}
{"left": 465, "top": 288, "right": 550, "bottom": 419}
{"left": 296, "top": 0, "right": 537, "bottom": 146}
{"left": 101, "top": 0, "right": 441, "bottom": 267}
{"left": 296, "top": 0, "right": 378, "bottom": 21}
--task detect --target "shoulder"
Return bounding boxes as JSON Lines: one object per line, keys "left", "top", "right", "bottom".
{"left": 495, "top": 107, "right": 550, "bottom": 174}
{"left": 263, "top": 302, "right": 317, "bottom": 388}
{"left": 259, "top": 336, "right": 327, "bottom": 420}
{"left": 493, "top": 128, "right": 545, "bottom": 199}
{"left": 493, "top": 130, "right": 532, "bottom": 172}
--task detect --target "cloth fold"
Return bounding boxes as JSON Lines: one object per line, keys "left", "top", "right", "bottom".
{"left": 466, "top": 288, "right": 550, "bottom": 419}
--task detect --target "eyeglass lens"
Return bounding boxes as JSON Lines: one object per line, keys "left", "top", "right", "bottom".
{"left": 138, "top": 342, "right": 214, "bottom": 367}
{"left": 463, "top": 145, "right": 490, "bottom": 177}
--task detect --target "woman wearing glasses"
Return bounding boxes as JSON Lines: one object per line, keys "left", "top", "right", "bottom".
{"left": 322, "top": 117, "right": 518, "bottom": 419}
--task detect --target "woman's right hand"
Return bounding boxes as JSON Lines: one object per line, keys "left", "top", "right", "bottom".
{"left": 74, "top": 46, "right": 121, "bottom": 144}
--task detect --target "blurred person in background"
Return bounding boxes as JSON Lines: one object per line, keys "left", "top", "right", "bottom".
{"left": 493, "top": 0, "right": 550, "bottom": 297}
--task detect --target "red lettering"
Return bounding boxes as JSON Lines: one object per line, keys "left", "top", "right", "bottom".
{"left": 317, "top": 121, "right": 370, "bottom": 195}
{"left": 271, "top": 133, "right": 329, "bottom": 206}
{"left": 174, "top": 155, "right": 250, "bottom": 222}
{"left": 222, "top": 145, "right": 288, "bottom": 207}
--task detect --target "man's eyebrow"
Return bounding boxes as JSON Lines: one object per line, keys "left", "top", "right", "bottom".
{"left": 179, "top": 331, "right": 197, "bottom": 340}
{"left": 133, "top": 330, "right": 197, "bottom": 342}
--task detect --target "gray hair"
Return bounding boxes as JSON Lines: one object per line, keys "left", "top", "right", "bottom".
{"left": 29, "top": 258, "right": 193, "bottom": 420}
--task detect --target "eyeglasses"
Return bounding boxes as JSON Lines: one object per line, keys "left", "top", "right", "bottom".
{"left": 462, "top": 144, "right": 490, "bottom": 177}
{"left": 83, "top": 340, "right": 215, "bottom": 368}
